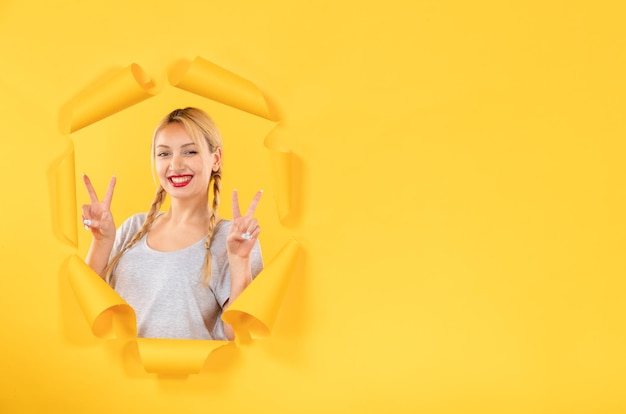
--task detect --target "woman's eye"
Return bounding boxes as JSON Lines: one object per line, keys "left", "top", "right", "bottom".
{"left": 185, "top": 150, "right": 198, "bottom": 155}
{"left": 157, "top": 152, "right": 170, "bottom": 157}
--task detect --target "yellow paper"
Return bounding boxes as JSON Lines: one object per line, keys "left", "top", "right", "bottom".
{"left": 3, "top": 1, "right": 626, "bottom": 411}
{"left": 264, "top": 125, "right": 296, "bottom": 223}
{"left": 169, "top": 56, "right": 279, "bottom": 121}
{"left": 49, "top": 144, "right": 78, "bottom": 246}
{"left": 59, "top": 64, "right": 158, "bottom": 134}
{"left": 66, "top": 254, "right": 136, "bottom": 339}
{"left": 222, "top": 239, "right": 301, "bottom": 339}
{"left": 136, "top": 338, "right": 229, "bottom": 375}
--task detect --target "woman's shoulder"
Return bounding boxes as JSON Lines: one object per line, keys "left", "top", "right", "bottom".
{"left": 118, "top": 212, "right": 168, "bottom": 237}
{"left": 111, "top": 213, "right": 151, "bottom": 256}
{"left": 211, "top": 219, "right": 231, "bottom": 244}
{"left": 215, "top": 218, "right": 232, "bottom": 232}
{"left": 118, "top": 213, "right": 148, "bottom": 233}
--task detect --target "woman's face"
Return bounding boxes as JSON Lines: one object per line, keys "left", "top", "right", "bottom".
{"left": 154, "top": 122, "right": 221, "bottom": 201}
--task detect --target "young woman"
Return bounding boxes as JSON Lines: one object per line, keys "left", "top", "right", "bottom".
{"left": 81, "top": 107, "right": 263, "bottom": 341}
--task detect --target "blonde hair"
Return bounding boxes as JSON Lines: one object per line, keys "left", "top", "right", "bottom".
{"left": 104, "top": 107, "right": 223, "bottom": 285}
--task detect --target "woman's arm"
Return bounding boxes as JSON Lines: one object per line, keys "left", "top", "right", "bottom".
{"left": 85, "top": 238, "right": 115, "bottom": 277}
{"left": 222, "top": 189, "right": 263, "bottom": 340}
{"left": 82, "top": 174, "right": 117, "bottom": 278}
{"left": 223, "top": 256, "right": 253, "bottom": 340}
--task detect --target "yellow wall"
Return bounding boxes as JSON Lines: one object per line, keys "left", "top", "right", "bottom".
{"left": 1, "top": 1, "right": 625, "bottom": 412}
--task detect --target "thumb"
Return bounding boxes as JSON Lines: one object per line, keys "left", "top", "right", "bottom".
{"left": 83, "top": 218, "right": 100, "bottom": 230}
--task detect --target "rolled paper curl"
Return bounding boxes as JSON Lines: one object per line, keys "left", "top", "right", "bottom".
{"left": 169, "top": 56, "right": 279, "bottom": 122}
{"left": 59, "top": 64, "right": 158, "bottom": 134}
{"left": 223, "top": 239, "right": 301, "bottom": 339}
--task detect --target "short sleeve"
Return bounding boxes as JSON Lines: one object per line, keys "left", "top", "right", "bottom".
{"left": 250, "top": 239, "right": 264, "bottom": 278}
{"left": 107, "top": 213, "right": 146, "bottom": 282}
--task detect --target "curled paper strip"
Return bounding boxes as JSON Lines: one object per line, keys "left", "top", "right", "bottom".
{"left": 264, "top": 126, "right": 295, "bottom": 223}
{"left": 223, "top": 239, "right": 301, "bottom": 340}
{"left": 58, "top": 64, "right": 158, "bottom": 134}
{"left": 51, "top": 146, "right": 78, "bottom": 246}
{"left": 169, "top": 56, "right": 279, "bottom": 121}
{"left": 136, "top": 338, "right": 229, "bottom": 375}
{"left": 66, "top": 255, "right": 136, "bottom": 339}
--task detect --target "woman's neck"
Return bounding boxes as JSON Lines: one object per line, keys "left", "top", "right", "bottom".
{"left": 166, "top": 197, "right": 212, "bottom": 225}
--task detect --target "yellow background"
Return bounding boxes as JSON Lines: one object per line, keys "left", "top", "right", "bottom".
{"left": 1, "top": 1, "right": 625, "bottom": 412}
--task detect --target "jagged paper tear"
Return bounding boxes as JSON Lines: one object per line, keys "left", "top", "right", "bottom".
{"left": 59, "top": 57, "right": 300, "bottom": 374}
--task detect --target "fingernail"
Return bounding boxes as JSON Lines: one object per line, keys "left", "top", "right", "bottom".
{"left": 83, "top": 219, "right": 92, "bottom": 226}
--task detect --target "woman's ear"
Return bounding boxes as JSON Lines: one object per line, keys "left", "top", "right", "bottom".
{"left": 211, "top": 147, "right": 223, "bottom": 171}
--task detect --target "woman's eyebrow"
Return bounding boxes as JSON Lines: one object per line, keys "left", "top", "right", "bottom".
{"left": 155, "top": 142, "right": 196, "bottom": 148}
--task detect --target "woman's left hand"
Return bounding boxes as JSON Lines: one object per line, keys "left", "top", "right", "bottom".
{"left": 227, "top": 189, "right": 262, "bottom": 259}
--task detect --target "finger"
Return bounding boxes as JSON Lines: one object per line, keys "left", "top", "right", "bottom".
{"left": 102, "top": 175, "right": 116, "bottom": 207}
{"left": 82, "top": 216, "right": 97, "bottom": 229}
{"left": 240, "top": 227, "right": 259, "bottom": 240}
{"left": 83, "top": 218, "right": 95, "bottom": 229}
{"left": 81, "top": 206, "right": 90, "bottom": 230}
{"left": 250, "top": 225, "right": 261, "bottom": 239}
{"left": 244, "top": 190, "right": 263, "bottom": 218}
{"left": 232, "top": 189, "right": 242, "bottom": 219}
{"left": 83, "top": 173, "right": 100, "bottom": 203}
{"left": 244, "top": 218, "right": 258, "bottom": 234}
{"left": 240, "top": 221, "right": 260, "bottom": 241}
{"left": 81, "top": 205, "right": 92, "bottom": 220}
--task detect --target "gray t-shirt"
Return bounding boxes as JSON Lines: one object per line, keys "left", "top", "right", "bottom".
{"left": 109, "top": 213, "right": 263, "bottom": 340}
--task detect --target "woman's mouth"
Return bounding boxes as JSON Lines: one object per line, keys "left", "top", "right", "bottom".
{"left": 168, "top": 175, "right": 192, "bottom": 187}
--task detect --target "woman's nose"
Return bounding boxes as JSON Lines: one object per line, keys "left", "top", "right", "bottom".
{"left": 170, "top": 154, "right": 185, "bottom": 171}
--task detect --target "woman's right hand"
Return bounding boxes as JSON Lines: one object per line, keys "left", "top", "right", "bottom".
{"left": 82, "top": 174, "right": 117, "bottom": 242}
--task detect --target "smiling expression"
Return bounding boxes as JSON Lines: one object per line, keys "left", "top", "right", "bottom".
{"left": 154, "top": 122, "right": 222, "bottom": 200}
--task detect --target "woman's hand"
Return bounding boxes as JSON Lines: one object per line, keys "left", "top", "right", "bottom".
{"left": 226, "top": 189, "right": 262, "bottom": 259}
{"left": 82, "top": 174, "right": 117, "bottom": 242}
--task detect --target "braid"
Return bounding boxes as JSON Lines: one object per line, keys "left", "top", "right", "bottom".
{"left": 104, "top": 186, "right": 167, "bottom": 284}
{"left": 211, "top": 171, "right": 221, "bottom": 217}
{"left": 202, "top": 171, "right": 222, "bottom": 285}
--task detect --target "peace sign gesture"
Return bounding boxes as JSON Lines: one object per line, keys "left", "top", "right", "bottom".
{"left": 227, "top": 189, "right": 263, "bottom": 259}
{"left": 82, "top": 174, "right": 117, "bottom": 242}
